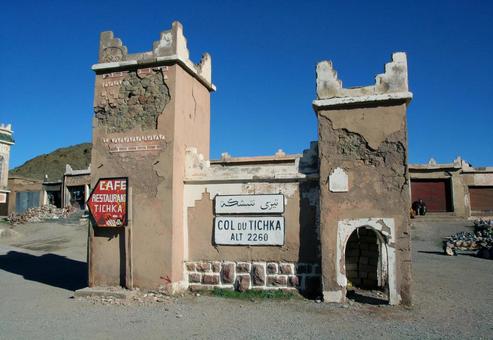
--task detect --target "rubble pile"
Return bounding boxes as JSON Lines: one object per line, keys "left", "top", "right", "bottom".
{"left": 77, "top": 287, "right": 178, "bottom": 306}
{"left": 443, "top": 219, "right": 493, "bottom": 258}
{"left": 7, "top": 205, "right": 76, "bottom": 225}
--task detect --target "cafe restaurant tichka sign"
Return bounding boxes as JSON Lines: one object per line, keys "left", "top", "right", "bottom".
{"left": 214, "top": 194, "right": 285, "bottom": 246}
{"left": 87, "top": 177, "right": 128, "bottom": 227}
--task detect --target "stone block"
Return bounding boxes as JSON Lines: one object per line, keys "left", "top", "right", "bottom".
{"left": 346, "top": 249, "right": 359, "bottom": 257}
{"left": 236, "top": 275, "right": 250, "bottom": 292}
{"left": 329, "top": 167, "right": 348, "bottom": 192}
{"left": 252, "top": 263, "right": 266, "bottom": 286}
{"left": 360, "top": 264, "right": 376, "bottom": 272}
{"left": 267, "top": 275, "right": 287, "bottom": 287}
{"left": 221, "top": 262, "right": 235, "bottom": 284}
{"left": 236, "top": 262, "right": 251, "bottom": 273}
{"left": 189, "top": 273, "right": 201, "bottom": 283}
{"left": 267, "top": 263, "right": 278, "bottom": 274}
{"left": 189, "top": 284, "right": 214, "bottom": 292}
{"left": 212, "top": 261, "right": 221, "bottom": 273}
{"left": 346, "top": 263, "right": 358, "bottom": 271}
{"left": 361, "top": 249, "right": 375, "bottom": 257}
{"left": 346, "top": 270, "right": 358, "bottom": 278}
{"left": 279, "top": 263, "right": 293, "bottom": 275}
{"left": 185, "top": 262, "right": 196, "bottom": 271}
{"left": 202, "top": 274, "right": 220, "bottom": 285}
{"left": 196, "top": 262, "right": 211, "bottom": 272}
{"left": 74, "top": 287, "right": 135, "bottom": 300}
{"left": 346, "top": 256, "right": 359, "bottom": 265}
{"left": 288, "top": 275, "right": 299, "bottom": 287}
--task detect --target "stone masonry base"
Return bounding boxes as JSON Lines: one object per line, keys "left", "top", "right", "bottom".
{"left": 185, "top": 261, "right": 321, "bottom": 295}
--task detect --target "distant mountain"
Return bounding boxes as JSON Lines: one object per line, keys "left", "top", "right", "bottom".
{"left": 9, "top": 143, "right": 92, "bottom": 181}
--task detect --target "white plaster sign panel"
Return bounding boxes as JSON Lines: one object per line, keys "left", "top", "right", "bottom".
{"left": 329, "top": 167, "right": 348, "bottom": 192}
{"left": 214, "top": 216, "right": 284, "bottom": 245}
{"left": 215, "top": 194, "right": 284, "bottom": 214}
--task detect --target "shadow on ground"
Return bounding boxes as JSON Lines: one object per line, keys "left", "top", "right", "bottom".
{"left": 417, "top": 250, "right": 446, "bottom": 256}
{"left": 0, "top": 251, "right": 87, "bottom": 291}
{"left": 346, "top": 290, "right": 388, "bottom": 305}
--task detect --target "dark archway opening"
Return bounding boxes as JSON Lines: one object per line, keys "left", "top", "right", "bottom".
{"left": 345, "top": 227, "right": 388, "bottom": 304}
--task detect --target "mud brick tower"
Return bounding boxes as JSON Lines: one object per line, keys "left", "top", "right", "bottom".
{"left": 313, "top": 53, "right": 413, "bottom": 305}
{"left": 89, "top": 22, "right": 214, "bottom": 291}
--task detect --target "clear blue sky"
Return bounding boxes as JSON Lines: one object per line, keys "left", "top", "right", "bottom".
{"left": 1, "top": 0, "right": 492, "bottom": 168}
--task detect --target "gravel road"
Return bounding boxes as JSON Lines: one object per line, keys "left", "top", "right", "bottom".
{"left": 0, "top": 218, "right": 491, "bottom": 339}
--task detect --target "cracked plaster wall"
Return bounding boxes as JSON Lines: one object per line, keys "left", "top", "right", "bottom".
{"left": 183, "top": 144, "right": 320, "bottom": 265}
{"left": 89, "top": 62, "right": 211, "bottom": 291}
{"left": 317, "top": 104, "right": 412, "bottom": 305}
{"left": 95, "top": 70, "right": 170, "bottom": 133}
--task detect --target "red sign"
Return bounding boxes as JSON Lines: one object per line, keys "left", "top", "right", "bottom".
{"left": 87, "top": 177, "right": 128, "bottom": 227}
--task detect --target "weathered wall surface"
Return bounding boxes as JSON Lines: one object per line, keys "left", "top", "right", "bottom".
{"left": 187, "top": 183, "right": 319, "bottom": 262}
{"left": 314, "top": 52, "right": 413, "bottom": 305}
{"left": 7, "top": 177, "right": 43, "bottom": 213}
{"left": 317, "top": 105, "right": 412, "bottom": 304}
{"left": 64, "top": 174, "right": 91, "bottom": 187}
{"left": 183, "top": 145, "right": 320, "bottom": 293}
{"left": 409, "top": 159, "right": 493, "bottom": 217}
{"left": 88, "top": 22, "right": 213, "bottom": 291}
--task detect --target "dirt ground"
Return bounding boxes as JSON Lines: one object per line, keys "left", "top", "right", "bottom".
{"left": 0, "top": 217, "right": 491, "bottom": 339}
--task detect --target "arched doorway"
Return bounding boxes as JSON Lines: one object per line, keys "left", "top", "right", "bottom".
{"left": 344, "top": 226, "right": 388, "bottom": 304}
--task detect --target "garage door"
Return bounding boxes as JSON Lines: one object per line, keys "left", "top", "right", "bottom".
{"left": 411, "top": 179, "right": 452, "bottom": 212}
{"left": 469, "top": 187, "right": 493, "bottom": 213}
{"left": 15, "top": 191, "right": 40, "bottom": 214}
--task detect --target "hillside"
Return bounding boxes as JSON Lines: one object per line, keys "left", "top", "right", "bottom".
{"left": 9, "top": 143, "right": 92, "bottom": 181}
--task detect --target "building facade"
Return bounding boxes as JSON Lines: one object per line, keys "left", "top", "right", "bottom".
{"left": 0, "top": 124, "right": 14, "bottom": 216}
{"left": 410, "top": 158, "right": 493, "bottom": 217}
{"left": 6, "top": 164, "right": 91, "bottom": 214}
{"left": 86, "top": 22, "right": 413, "bottom": 305}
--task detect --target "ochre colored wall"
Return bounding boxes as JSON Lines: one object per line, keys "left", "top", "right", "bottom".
{"left": 317, "top": 104, "right": 412, "bottom": 305}
{"left": 7, "top": 177, "right": 43, "bottom": 214}
{"left": 187, "top": 182, "right": 319, "bottom": 263}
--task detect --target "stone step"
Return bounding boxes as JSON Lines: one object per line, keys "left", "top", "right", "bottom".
{"left": 412, "top": 213, "right": 469, "bottom": 223}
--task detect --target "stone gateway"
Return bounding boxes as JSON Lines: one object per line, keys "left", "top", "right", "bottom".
{"left": 86, "top": 22, "right": 412, "bottom": 305}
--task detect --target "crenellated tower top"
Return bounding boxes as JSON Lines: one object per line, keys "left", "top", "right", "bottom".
{"left": 93, "top": 21, "right": 214, "bottom": 91}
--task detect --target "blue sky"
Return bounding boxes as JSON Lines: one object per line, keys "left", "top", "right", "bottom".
{"left": 1, "top": 0, "right": 492, "bottom": 168}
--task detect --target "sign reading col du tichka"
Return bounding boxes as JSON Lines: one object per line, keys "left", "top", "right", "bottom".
{"left": 214, "top": 216, "right": 285, "bottom": 245}
{"left": 214, "top": 194, "right": 285, "bottom": 246}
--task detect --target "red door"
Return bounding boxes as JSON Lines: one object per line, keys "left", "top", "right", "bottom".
{"left": 411, "top": 179, "right": 452, "bottom": 212}
{"left": 469, "top": 187, "right": 493, "bottom": 213}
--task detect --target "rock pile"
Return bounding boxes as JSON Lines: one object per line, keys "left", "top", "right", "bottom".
{"left": 76, "top": 286, "right": 177, "bottom": 306}
{"left": 7, "top": 205, "right": 76, "bottom": 224}
{"left": 443, "top": 219, "right": 493, "bottom": 258}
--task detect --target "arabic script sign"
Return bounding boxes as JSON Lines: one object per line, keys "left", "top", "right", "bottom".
{"left": 87, "top": 177, "right": 128, "bottom": 227}
{"left": 215, "top": 194, "right": 284, "bottom": 214}
{"left": 214, "top": 216, "right": 284, "bottom": 245}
